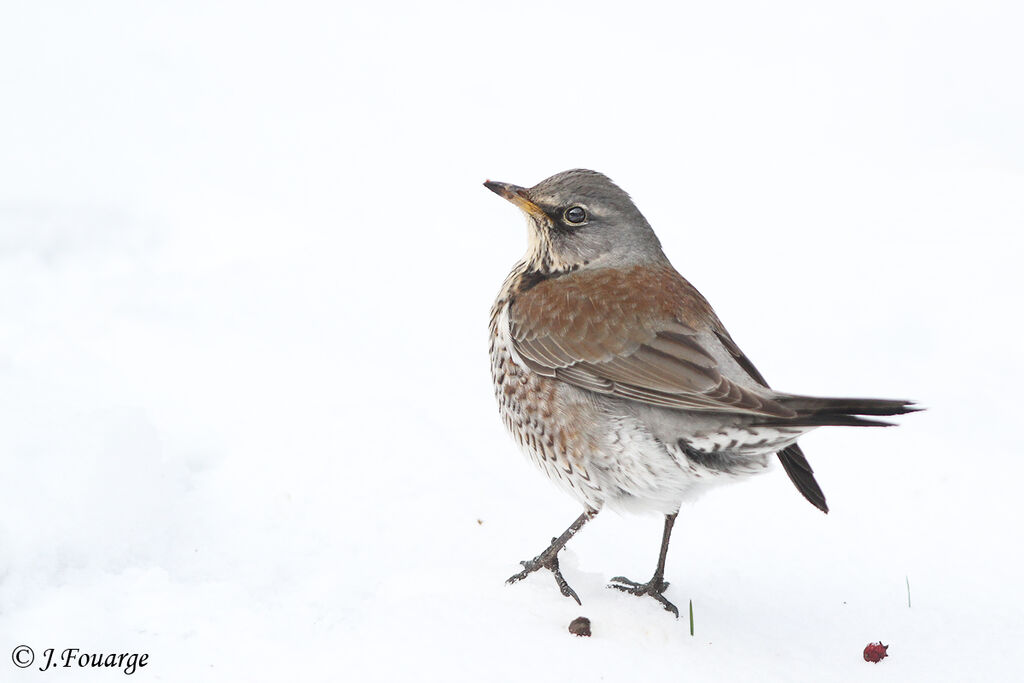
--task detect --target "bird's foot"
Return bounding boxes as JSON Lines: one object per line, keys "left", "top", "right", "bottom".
{"left": 608, "top": 575, "right": 679, "bottom": 617}
{"left": 506, "top": 540, "right": 581, "bottom": 605}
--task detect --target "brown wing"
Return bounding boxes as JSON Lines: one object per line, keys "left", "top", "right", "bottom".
{"left": 508, "top": 264, "right": 796, "bottom": 418}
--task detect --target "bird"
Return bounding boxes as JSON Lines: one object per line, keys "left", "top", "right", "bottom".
{"left": 485, "top": 169, "right": 917, "bottom": 616}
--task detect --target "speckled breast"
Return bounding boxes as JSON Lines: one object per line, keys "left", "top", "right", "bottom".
{"left": 488, "top": 295, "right": 604, "bottom": 508}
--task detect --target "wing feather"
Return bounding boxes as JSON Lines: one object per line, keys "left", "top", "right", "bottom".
{"left": 507, "top": 266, "right": 794, "bottom": 417}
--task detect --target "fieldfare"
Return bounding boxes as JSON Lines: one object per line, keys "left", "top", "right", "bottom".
{"left": 485, "top": 169, "right": 917, "bottom": 616}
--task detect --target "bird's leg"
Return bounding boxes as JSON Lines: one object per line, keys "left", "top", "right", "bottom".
{"left": 506, "top": 508, "right": 598, "bottom": 605}
{"left": 609, "top": 512, "right": 680, "bottom": 616}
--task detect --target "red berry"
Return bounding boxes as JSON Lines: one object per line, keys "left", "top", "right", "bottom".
{"left": 863, "top": 642, "right": 889, "bottom": 663}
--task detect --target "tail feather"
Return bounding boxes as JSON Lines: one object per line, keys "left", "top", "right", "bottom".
{"left": 777, "top": 443, "right": 828, "bottom": 513}
{"left": 761, "top": 396, "right": 920, "bottom": 428}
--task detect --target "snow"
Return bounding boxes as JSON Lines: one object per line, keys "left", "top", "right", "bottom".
{"left": 2, "top": 1, "right": 1022, "bottom": 681}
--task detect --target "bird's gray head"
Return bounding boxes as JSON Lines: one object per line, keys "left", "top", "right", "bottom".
{"left": 484, "top": 169, "right": 665, "bottom": 275}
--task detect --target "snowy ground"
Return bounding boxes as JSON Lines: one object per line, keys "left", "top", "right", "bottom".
{"left": 2, "top": 2, "right": 1023, "bottom": 681}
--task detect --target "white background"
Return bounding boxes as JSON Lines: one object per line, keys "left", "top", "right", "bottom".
{"left": 1, "top": 1, "right": 1022, "bottom": 681}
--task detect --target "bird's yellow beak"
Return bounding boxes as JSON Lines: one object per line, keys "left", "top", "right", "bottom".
{"left": 484, "top": 180, "right": 547, "bottom": 221}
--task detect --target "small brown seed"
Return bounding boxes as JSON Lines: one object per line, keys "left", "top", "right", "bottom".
{"left": 568, "top": 616, "right": 591, "bottom": 637}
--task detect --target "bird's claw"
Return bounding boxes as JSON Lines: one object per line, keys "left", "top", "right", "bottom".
{"left": 506, "top": 551, "right": 581, "bottom": 605}
{"left": 608, "top": 575, "right": 679, "bottom": 617}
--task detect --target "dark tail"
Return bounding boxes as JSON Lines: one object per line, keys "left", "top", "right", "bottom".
{"left": 762, "top": 396, "right": 921, "bottom": 428}
{"left": 769, "top": 397, "right": 919, "bottom": 514}
{"left": 777, "top": 443, "right": 828, "bottom": 514}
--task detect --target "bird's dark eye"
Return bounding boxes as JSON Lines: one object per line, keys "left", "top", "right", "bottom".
{"left": 564, "top": 206, "right": 587, "bottom": 224}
